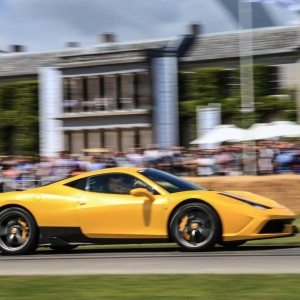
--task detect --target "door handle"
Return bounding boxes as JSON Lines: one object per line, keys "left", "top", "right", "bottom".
{"left": 77, "top": 199, "right": 87, "bottom": 205}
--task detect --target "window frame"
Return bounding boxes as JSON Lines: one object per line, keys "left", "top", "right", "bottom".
{"left": 64, "top": 172, "right": 158, "bottom": 195}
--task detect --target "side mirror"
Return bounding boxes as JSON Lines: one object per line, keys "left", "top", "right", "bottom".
{"left": 130, "top": 188, "right": 155, "bottom": 201}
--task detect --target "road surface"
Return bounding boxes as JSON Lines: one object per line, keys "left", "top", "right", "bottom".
{"left": 0, "top": 244, "right": 299, "bottom": 275}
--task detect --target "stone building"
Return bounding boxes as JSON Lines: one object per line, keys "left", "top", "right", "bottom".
{"left": 0, "top": 25, "right": 298, "bottom": 155}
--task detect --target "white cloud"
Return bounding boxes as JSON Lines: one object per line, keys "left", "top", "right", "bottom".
{"left": 0, "top": 0, "right": 295, "bottom": 52}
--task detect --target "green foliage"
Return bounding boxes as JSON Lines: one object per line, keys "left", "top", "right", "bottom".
{"left": 221, "top": 96, "right": 241, "bottom": 122}
{"left": 183, "top": 68, "right": 231, "bottom": 104}
{"left": 253, "top": 64, "right": 275, "bottom": 97}
{"left": 179, "top": 65, "right": 297, "bottom": 144}
{"left": 179, "top": 100, "right": 202, "bottom": 118}
{"left": 0, "top": 81, "right": 39, "bottom": 155}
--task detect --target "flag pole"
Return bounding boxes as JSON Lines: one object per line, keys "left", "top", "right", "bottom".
{"left": 239, "top": 0, "right": 257, "bottom": 175}
{"left": 247, "top": 0, "right": 300, "bottom": 124}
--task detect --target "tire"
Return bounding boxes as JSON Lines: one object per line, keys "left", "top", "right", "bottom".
{"left": 0, "top": 207, "right": 38, "bottom": 255}
{"left": 169, "top": 202, "right": 221, "bottom": 251}
{"left": 219, "top": 241, "right": 246, "bottom": 248}
{"left": 49, "top": 245, "right": 78, "bottom": 252}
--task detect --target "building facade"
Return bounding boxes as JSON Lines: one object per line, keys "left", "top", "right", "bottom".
{"left": 0, "top": 25, "right": 299, "bottom": 155}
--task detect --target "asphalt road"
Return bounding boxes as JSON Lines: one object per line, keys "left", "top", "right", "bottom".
{"left": 0, "top": 244, "right": 300, "bottom": 275}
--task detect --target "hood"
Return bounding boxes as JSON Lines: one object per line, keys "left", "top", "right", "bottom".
{"left": 221, "top": 191, "right": 286, "bottom": 209}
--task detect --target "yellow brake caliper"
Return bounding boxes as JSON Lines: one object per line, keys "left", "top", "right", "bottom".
{"left": 179, "top": 215, "right": 191, "bottom": 241}
{"left": 18, "top": 219, "right": 29, "bottom": 243}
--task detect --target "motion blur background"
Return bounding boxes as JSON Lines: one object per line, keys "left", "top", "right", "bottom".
{"left": 1, "top": 4, "right": 300, "bottom": 297}
{"left": 0, "top": 0, "right": 300, "bottom": 186}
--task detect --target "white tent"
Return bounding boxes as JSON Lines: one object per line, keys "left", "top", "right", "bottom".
{"left": 190, "top": 124, "right": 248, "bottom": 145}
{"left": 266, "top": 121, "right": 300, "bottom": 138}
{"left": 234, "top": 121, "right": 300, "bottom": 141}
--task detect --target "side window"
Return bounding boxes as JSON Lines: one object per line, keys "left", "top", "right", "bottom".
{"left": 86, "top": 173, "right": 153, "bottom": 195}
{"left": 65, "top": 177, "right": 88, "bottom": 191}
{"left": 86, "top": 175, "right": 106, "bottom": 193}
{"left": 65, "top": 173, "right": 157, "bottom": 195}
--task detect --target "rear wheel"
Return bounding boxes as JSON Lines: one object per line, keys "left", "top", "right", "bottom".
{"left": 170, "top": 202, "right": 220, "bottom": 251}
{"left": 0, "top": 207, "right": 38, "bottom": 255}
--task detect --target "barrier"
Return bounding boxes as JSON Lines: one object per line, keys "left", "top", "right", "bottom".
{"left": 0, "top": 176, "right": 68, "bottom": 192}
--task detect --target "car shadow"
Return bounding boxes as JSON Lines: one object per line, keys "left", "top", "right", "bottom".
{"left": 34, "top": 243, "right": 300, "bottom": 256}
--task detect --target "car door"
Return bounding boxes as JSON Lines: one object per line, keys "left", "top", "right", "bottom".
{"left": 73, "top": 173, "right": 166, "bottom": 238}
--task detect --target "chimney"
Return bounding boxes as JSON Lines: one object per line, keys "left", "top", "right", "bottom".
{"left": 188, "top": 23, "right": 202, "bottom": 36}
{"left": 10, "top": 45, "right": 25, "bottom": 53}
{"left": 65, "top": 42, "right": 80, "bottom": 48}
{"left": 99, "top": 33, "right": 116, "bottom": 43}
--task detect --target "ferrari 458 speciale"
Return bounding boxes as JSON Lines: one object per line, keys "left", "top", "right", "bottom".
{"left": 0, "top": 167, "right": 297, "bottom": 255}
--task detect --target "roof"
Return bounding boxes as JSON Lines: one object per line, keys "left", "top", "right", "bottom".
{"left": 0, "top": 26, "right": 298, "bottom": 77}
{"left": 0, "top": 50, "right": 75, "bottom": 77}
{"left": 0, "top": 39, "right": 170, "bottom": 77}
{"left": 181, "top": 26, "right": 299, "bottom": 62}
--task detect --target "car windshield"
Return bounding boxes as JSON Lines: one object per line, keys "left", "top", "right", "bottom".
{"left": 139, "top": 168, "right": 206, "bottom": 193}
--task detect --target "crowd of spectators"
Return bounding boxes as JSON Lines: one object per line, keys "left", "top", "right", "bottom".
{"left": 0, "top": 140, "right": 300, "bottom": 191}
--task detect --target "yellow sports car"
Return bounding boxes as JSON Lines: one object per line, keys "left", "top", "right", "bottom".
{"left": 0, "top": 167, "right": 297, "bottom": 255}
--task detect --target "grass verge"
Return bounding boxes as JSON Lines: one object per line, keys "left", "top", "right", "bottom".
{"left": 1, "top": 275, "right": 300, "bottom": 300}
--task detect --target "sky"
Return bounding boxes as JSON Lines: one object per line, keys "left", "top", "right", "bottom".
{"left": 0, "top": 0, "right": 299, "bottom": 52}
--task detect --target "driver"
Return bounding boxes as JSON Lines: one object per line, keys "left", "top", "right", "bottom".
{"left": 107, "top": 176, "right": 132, "bottom": 194}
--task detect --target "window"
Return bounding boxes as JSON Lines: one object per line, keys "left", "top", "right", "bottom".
{"left": 137, "top": 72, "right": 151, "bottom": 108}
{"left": 267, "top": 66, "right": 279, "bottom": 95}
{"left": 80, "top": 77, "right": 100, "bottom": 112}
{"left": 104, "top": 75, "right": 117, "bottom": 110}
{"left": 87, "top": 131, "right": 101, "bottom": 148}
{"left": 64, "top": 131, "right": 71, "bottom": 152}
{"left": 63, "top": 78, "right": 71, "bottom": 108}
{"left": 87, "top": 173, "right": 153, "bottom": 194}
{"left": 120, "top": 73, "right": 134, "bottom": 109}
{"left": 65, "top": 177, "right": 88, "bottom": 191}
{"left": 139, "top": 129, "right": 152, "bottom": 148}
{"left": 63, "top": 78, "right": 78, "bottom": 112}
{"left": 71, "top": 131, "right": 84, "bottom": 154}
{"left": 87, "top": 77, "right": 99, "bottom": 101}
{"left": 140, "top": 168, "right": 206, "bottom": 193}
{"left": 65, "top": 173, "right": 157, "bottom": 195}
{"left": 121, "top": 130, "right": 135, "bottom": 151}
{"left": 65, "top": 173, "right": 158, "bottom": 195}
{"left": 71, "top": 78, "right": 83, "bottom": 110}
{"left": 104, "top": 131, "right": 118, "bottom": 151}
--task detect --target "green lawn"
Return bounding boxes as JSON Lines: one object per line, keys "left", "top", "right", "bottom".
{"left": 0, "top": 275, "right": 300, "bottom": 300}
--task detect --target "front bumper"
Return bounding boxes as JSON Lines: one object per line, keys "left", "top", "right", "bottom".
{"left": 223, "top": 207, "right": 298, "bottom": 242}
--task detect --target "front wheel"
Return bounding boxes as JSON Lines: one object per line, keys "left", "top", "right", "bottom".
{"left": 169, "top": 202, "right": 221, "bottom": 251}
{"left": 0, "top": 207, "right": 38, "bottom": 255}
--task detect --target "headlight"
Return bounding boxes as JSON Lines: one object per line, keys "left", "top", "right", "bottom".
{"left": 219, "top": 192, "right": 271, "bottom": 210}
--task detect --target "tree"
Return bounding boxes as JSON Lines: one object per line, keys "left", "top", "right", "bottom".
{"left": 0, "top": 81, "right": 39, "bottom": 155}
{"left": 179, "top": 65, "right": 296, "bottom": 145}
